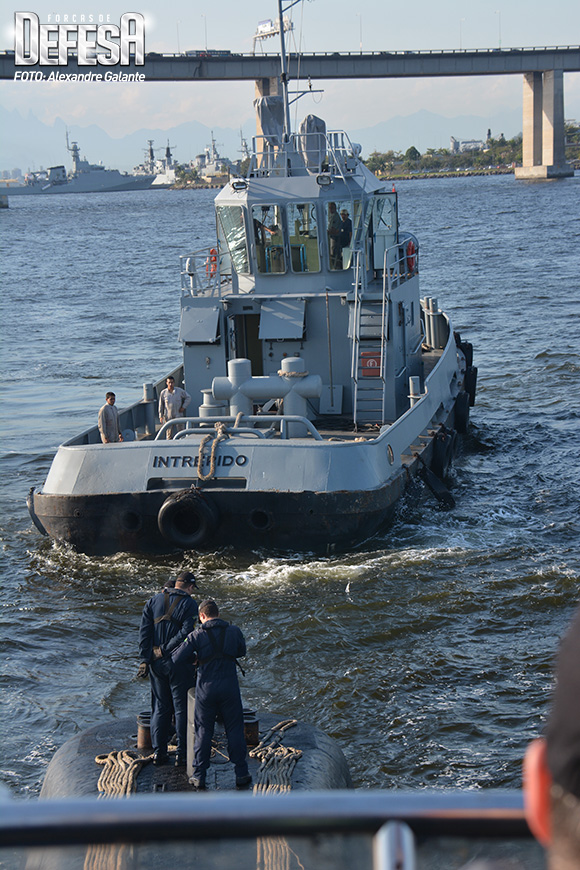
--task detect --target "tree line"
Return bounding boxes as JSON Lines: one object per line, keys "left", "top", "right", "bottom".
{"left": 363, "top": 123, "right": 580, "bottom": 176}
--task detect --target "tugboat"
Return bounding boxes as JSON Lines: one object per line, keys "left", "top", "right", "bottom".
{"left": 27, "top": 2, "right": 477, "bottom": 557}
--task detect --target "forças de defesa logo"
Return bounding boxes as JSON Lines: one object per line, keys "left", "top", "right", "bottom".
{"left": 14, "top": 11, "right": 145, "bottom": 65}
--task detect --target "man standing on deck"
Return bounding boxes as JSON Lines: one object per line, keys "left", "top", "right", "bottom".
{"left": 327, "top": 201, "right": 342, "bottom": 270}
{"left": 523, "top": 602, "right": 580, "bottom": 870}
{"left": 97, "top": 392, "right": 123, "bottom": 444}
{"left": 172, "top": 599, "right": 251, "bottom": 791}
{"left": 158, "top": 376, "right": 191, "bottom": 439}
{"left": 138, "top": 571, "right": 199, "bottom": 766}
{"left": 339, "top": 209, "right": 352, "bottom": 263}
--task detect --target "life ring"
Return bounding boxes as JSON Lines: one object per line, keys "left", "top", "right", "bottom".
{"left": 406, "top": 240, "right": 416, "bottom": 272}
{"left": 157, "top": 490, "right": 219, "bottom": 549}
{"left": 205, "top": 248, "right": 218, "bottom": 276}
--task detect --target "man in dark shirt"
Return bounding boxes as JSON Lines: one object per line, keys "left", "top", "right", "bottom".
{"left": 339, "top": 209, "right": 352, "bottom": 250}
{"left": 138, "top": 571, "right": 199, "bottom": 766}
{"left": 172, "top": 598, "right": 251, "bottom": 791}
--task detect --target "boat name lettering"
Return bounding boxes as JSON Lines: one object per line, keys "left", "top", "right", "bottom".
{"left": 14, "top": 12, "right": 146, "bottom": 67}
{"left": 152, "top": 454, "right": 248, "bottom": 469}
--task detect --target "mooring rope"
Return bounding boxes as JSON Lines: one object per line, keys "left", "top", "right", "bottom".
{"left": 196, "top": 412, "right": 245, "bottom": 481}
{"left": 197, "top": 420, "right": 229, "bottom": 481}
{"left": 94, "top": 749, "right": 154, "bottom": 798}
{"left": 250, "top": 719, "right": 302, "bottom": 795}
{"left": 84, "top": 750, "right": 154, "bottom": 870}
{"left": 84, "top": 842, "right": 133, "bottom": 870}
{"left": 252, "top": 720, "right": 305, "bottom": 870}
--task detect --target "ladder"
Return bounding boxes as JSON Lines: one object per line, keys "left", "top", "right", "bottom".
{"left": 351, "top": 250, "right": 389, "bottom": 430}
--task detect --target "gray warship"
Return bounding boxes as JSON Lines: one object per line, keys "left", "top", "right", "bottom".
{"left": 3, "top": 134, "right": 156, "bottom": 195}
{"left": 27, "top": 18, "right": 477, "bottom": 557}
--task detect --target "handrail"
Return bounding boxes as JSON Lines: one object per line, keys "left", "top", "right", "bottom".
{"left": 173, "top": 426, "right": 268, "bottom": 439}
{"left": 0, "top": 790, "right": 530, "bottom": 849}
{"left": 155, "top": 415, "right": 324, "bottom": 441}
{"left": 180, "top": 247, "right": 222, "bottom": 298}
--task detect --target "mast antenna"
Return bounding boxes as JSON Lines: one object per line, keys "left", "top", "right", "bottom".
{"left": 277, "top": 0, "right": 300, "bottom": 140}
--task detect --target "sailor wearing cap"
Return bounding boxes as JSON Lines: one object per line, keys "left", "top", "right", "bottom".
{"left": 138, "top": 571, "right": 199, "bottom": 767}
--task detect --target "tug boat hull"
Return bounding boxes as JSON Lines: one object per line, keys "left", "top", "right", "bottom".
{"left": 28, "top": 396, "right": 466, "bottom": 556}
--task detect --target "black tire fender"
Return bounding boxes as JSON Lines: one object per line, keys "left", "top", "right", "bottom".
{"left": 454, "top": 391, "right": 470, "bottom": 434}
{"left": 431, "top": 430, "right": 454, "bottom": 479}
{"left": 157, "top": 490, "right": 219, "bottom": 549}
{"left": 464, "top": 365, "right": 478, "bottom": 407}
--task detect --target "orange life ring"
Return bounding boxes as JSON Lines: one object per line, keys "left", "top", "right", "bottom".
{"left": 406, "top": 240, "right": 416, "bottom": 272}
{"left": 206, "top": 247, "right": 218, "bottom": 276}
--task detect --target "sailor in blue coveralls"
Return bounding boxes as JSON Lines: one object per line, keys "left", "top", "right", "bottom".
{"left": 138, "top": 571, "right": 199, "bottom": 766}
{"left": 172, "top": 598, "right": 252, "bottom": 790}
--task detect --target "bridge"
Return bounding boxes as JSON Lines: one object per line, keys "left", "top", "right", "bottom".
{"left": 2, "top": 45, "right": 579, "bottom": 177}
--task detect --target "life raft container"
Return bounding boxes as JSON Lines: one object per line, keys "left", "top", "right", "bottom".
{"left": 157, "top": 490, "right": 219, "bottom": 549}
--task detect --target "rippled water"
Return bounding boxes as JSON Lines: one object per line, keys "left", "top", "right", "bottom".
{"left": 1, "top": 176, "right": 579, "bottom": 799}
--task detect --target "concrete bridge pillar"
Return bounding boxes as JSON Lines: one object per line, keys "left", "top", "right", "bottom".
{"left": 254, "top": 76, "right": 280, "bottom": 139}
{"left": 515, "top": 69, "right": 573, "bottom": 179}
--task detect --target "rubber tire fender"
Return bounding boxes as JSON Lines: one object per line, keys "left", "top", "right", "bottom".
{"left": 157, "top": 490, "right": 219, "bottom": 549}
{"left": 431, "top": 431, "right": 453, "bottom": 479}
{"left": 464, "top": 365, "right": 478, "bottom": 407}
{"left": 454, "top": 391, "right": 470, "bottom": 434}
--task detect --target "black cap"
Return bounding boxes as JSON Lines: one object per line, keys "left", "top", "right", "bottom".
{"left": 546, "top": 605, "right": 580, "bottom": 797}
{"left": 176, "top": 570, "right": 198, "bottom": 589}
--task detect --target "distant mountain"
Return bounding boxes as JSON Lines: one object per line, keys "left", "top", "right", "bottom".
{"left": 0, "top": 106, "right": 254, "bottom": 174}
{"left": 349, "top": 108, "right": 522, "bottom": 155}
{"left": 0, "top": 104, "right": 522, "bottom": 174}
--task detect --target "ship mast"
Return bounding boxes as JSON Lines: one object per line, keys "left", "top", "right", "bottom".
{"left": 277, "top": 0, "right": 297, "bottom": 140}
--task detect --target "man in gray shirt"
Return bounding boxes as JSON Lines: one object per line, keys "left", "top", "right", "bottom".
{"left": 98, "top": 392, "right": 123, "bottom": 443}
{"left": 159, "top": 376, "right": 191, "bottom": 439}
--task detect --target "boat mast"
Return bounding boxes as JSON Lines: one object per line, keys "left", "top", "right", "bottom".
{"left": 277, "top": 0, "right": 296, "bottom": 140}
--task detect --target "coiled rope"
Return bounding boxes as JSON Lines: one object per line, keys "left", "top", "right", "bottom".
{"left": 84, "top": 843, "right": 132, "bottom": 870}
{"left": 197, "top": 412, "right": 244, "bottom": 481}
{"left": 95, "top": 749, "right": 154, "bottom": 798}
{"left": 250, "top": 719, "right": 302, "bottom": 794}
{"left": 253, "top": 721, "right": 304, "bottom": 870}
{"left": 84, "top": 750, "right": 154, "bottom": 870}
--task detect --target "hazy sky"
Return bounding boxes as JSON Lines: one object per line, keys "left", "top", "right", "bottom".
{"left": 1, "top": 0, "right": 579, "bottom": 139}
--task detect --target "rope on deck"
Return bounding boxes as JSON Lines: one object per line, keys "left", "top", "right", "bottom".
{"left": 94, "top": 749, "right": 154, "bottom": 798}
{"left": 250, "top": 719, "right": 303, "bottom": 795}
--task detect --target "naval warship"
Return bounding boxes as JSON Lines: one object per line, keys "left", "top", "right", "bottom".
{"left": 2, "top": 134, "right": 156, "bottom": 195}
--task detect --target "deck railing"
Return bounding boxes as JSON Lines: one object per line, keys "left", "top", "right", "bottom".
{"left": 249, "top": 129, "right": 359, "bottom": 179}
{"left": 180, "top": 248, "right": 223, "bottom": 298}
{"left": 0, "top": 789, "right": 539, "bottom": 870}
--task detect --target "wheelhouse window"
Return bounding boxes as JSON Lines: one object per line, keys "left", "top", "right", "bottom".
{"left": 287, "top": 202, "right": 320, "bottom": 272}
{"left": 216, "top": 205, "right": 249, "bottom": 274}
{"left": 252, "top": 204, "right": 286, "bottom": 274}
{"left": 371, "top": 193, "right": 398, "bottom": 270}
{"left": 327, "top": 200, "right": 361, "bottom": 271}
